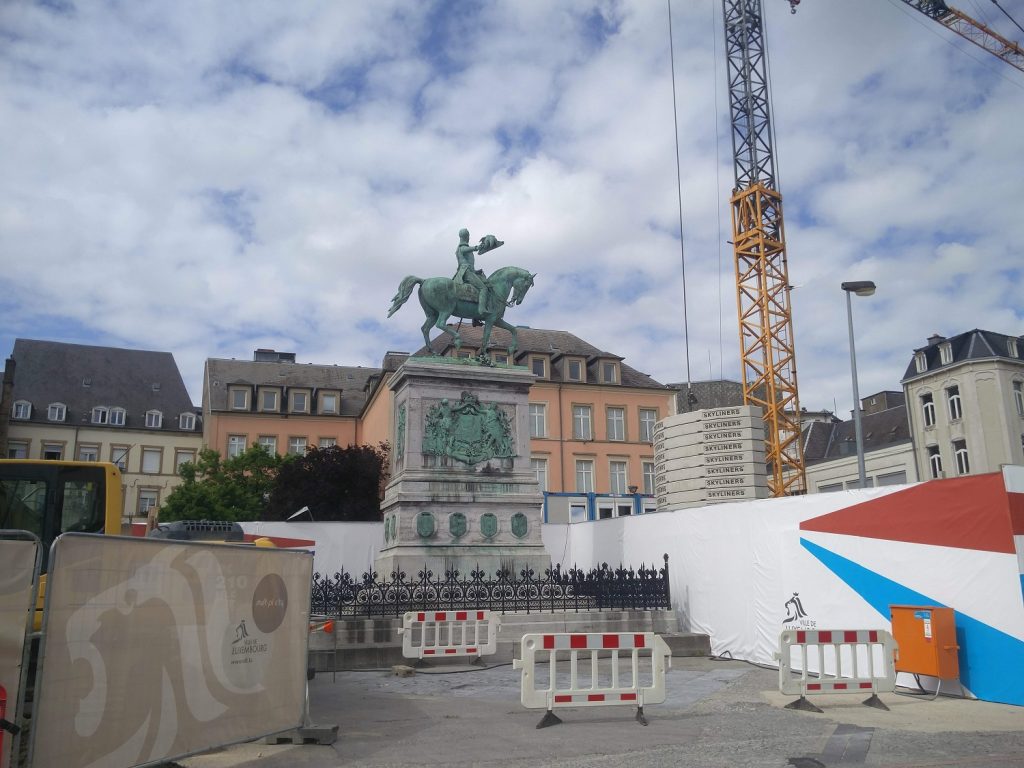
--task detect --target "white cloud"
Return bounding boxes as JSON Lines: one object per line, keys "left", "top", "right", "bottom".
{"left": 1, "top": 0, "right": 1021, "bottom": 419}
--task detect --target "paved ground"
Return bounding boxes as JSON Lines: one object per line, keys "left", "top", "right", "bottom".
{"left": 178, "top": 657, "right": 1024, "bottom": 768}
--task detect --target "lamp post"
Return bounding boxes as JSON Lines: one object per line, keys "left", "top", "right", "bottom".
{"left": 841, "top": 281, "right": 876, "bottom": 489}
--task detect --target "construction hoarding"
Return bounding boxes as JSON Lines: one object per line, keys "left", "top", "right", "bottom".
{"left": 31, "top": 534, "right": 313, "bottom": 768}
{"left": 0, "top": 532, "right": 40, "bottom": 768}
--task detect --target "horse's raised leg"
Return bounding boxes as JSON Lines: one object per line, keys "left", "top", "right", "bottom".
{"left": 479, "top": 316, "right": 494, "bottom": 354}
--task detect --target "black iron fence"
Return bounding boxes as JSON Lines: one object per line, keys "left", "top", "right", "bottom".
{"left": 310, "top": 554, "right": 670, "bottom": 617}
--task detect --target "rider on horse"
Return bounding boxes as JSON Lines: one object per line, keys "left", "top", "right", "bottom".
{"left": 454, "top": 228, "right": 501, "bottom": 315}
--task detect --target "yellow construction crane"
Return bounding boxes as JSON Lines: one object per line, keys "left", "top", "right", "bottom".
{"left": 721, "top": 0, "right": 1022, "bottom": 498}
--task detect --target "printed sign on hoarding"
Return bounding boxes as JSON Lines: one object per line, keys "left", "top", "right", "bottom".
{"left": 31, "top": 534, "right": 312, "bottom": 768}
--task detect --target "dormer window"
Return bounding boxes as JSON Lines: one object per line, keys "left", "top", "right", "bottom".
{"left": 229, "top": 386, "right": 250, "bottom": 411}
{"left": 319, "top": 391, "right": 339, "bottom": 415}
{"left": 110, "top": 407, "right": 126, "bottom": 426}
{"left": 914, "top": 351, "right": 927, "bottom": 373}
{"left": 530, "top": 356, "right": 548, "bottom": 379}
{"left": 145, "top": 410, "right": 163, "bottom": 428}
{"left": 258, "top": 387, "right": 280, "bottom": 412}
{"left": 48, "top": 403, "right": 66, "bottom": 422}
{"left": 939, "top": 342, "right": 953, "bottom": 365}
{"left": 290, "top": 389, "right": 310, "bottom": 414}
{"left": 1009, "top": 338, "right": 1019, "bottom": 358}
{"left": 601, "top": 361, "right": 620, "bottom": 384}
{"left": 12, "top": 400, "right": 31, "bottom": 420}
{"left": 179, "top": 412, "right": 196, "bottom": 430}
{"left": 566, "top": 358, "right": 585, "bottom": 382}
{"left": 91, "top": 406, "right": 108, "bottom": 424}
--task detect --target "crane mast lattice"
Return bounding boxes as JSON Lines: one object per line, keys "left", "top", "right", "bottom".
{"left": 722, "top": 0, "right": 806, "bottom": 496}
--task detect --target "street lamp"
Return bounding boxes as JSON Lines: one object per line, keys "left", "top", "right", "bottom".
{"left": 841, "top": 281, "right": 876, "bottom": 489}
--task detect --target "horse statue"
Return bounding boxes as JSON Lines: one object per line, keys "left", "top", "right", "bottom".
{"left": 387, "top": 265, "right": 536, "bottom": 356}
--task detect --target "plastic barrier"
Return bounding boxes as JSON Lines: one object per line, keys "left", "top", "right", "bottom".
{"left": 776, "top": 629, "right": 898, "bottom": 712}
{"left": 398, "top": 610, "right": 499, "bottom": 663}
{"left": 513, "top": 632, "right": 672, "bottom": 728}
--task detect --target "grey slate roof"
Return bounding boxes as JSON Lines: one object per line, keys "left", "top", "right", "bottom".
{"left": 418, "top": 325, "right": 671, "bottom": 390}
{"left": 902, "top": 328, "right": 1024, "bottom": 381}
{"left": 204, "top": 358, "right": 382, "bottom": 416}
{"left": 9, "top": 339, "right": 198, "bottom": 432}
{"left": 802, "top": 404, "right": 911, "bottom": 465}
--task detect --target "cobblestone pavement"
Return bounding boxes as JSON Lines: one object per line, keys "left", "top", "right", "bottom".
{"left": 179, "top": 657, "right": 1024, "bottom": 768}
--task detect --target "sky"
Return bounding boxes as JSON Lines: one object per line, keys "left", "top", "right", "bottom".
{"left": 1, "top": 0, "right": 1022, "bottom": 417}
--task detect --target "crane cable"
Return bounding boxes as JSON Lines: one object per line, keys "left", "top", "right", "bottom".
{"left": 667, "top": 0, "right": 695, "bottom": 407}
{"left": 990, "top": 0, "right": 1024, "bottom": 37}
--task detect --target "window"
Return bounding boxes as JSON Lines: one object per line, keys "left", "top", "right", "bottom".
{"left": 288, "top": 436, "right": 307, "bottom": 455}
{"left": 138, "top": 489, "right": 159, "bottom": 516}
{"left": 319, "top": 437, "right": 337, "bottom": 448}
{"left": 227, "top": 434, "right": 246, "bottom": 458}
{"left": 529, "top": 403, "right": 547, "bottom": 438}
{"left": 91, "top": 406, "right": 108, "bottom": 424}
{"left": 601, "top": 362, "right": 618, "bottom": 384}
{"left": 141, "top": 447, "right": 162, "bottom": 474}
{"left": 290, "top": 391, "right": 309, "bottom": 414}
{"left": 639, "top": 409, "right": 658, "bottom": 442}
{"left": 48, "top": 403, "right": 66, "bottom": 422}
{"left": 258, "top": 435, "right": 278, "bottom": 455}
{"left": 111, "top": 445, "right": 129, "bottom": 471}
{"left": 609, "top": 460, "right": 628, "bottom": 494}
{"left": 1014, "top": 381, "right": 1024, "bottom": 417}
{"left": 1009, "top": 338, "right": 1019, "bottom": 358}
{"left": 531, "top": 457, "right": 548, "bottom": 490}
{"left": 455, "top": 350, "right": 473, "bottom": 359}
{"left": 7, "top": 441, "right": 28, "bottom": 459}
{"left": 260, "top": 389, "right": 279, "bottom": 412}
{"left": 320, "top": 392, "right": 339, "bottom": 415}
{"left": 876, "top": 471, "right": 907, "bottom": 486}
{"left": 12, "top": 400, "right": 31, "bottom": 419}
{"left": 946, "top": 385, "right": 962, "bottom": 421}
{"left": 230, "top": 387, "right": 249, "bottom": 410}
{"left": 109, "top": 407, "right": 125, "bottom": 426}
{"left": 77, "top": 444, "right": 99, "bottom": 462}
{"left": 492, "top": 352, "right": 508, "bottom": 365}
{"left": 572, "top": 405, "right": 592, "bottom": 440}
{"left": 530, "top": 357, "right": 546, "bottom": 378}
{"left": 606, "top": 407, "right": 625, "bottom": 441}
{"left": 42, "top": 442, "right": 63, "bottom": 460}
{"left": 953, "top": 439, "right": 970, "bottom": 475}
{"left": 914, "top": 351, "right": 927, "bottom": 373}
{"left": 179, "top": 412, "right": 196, "bottom": 430}
{"left": 174, "top": 449, "right": 196, "bottom": 470}
{"left": 939, "top": 342, "right": 952, "bottom": 365}
{"left": 566, "top": 358, "right": 584, "bottom": 382}
{"left": 575, "top": 459, "right": 594, "bottom": 493}
{"left": 927, "top": 445, "right": 942, "bottom": 479}
{"left": 818, "top": 482, "right": 843, "bottom": 493}
{"left": 642, "top": 461, "right": 656, "bottom": 495}
{"left": 921, "top": 393, "right": 936, "bottom": 428}
{"left": 145, "top": 410, "right": 163, "bottom": 428}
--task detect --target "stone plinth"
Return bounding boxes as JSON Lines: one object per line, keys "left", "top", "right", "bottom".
{"left": 376, "top": 357, "right": 549, "bottom": 578}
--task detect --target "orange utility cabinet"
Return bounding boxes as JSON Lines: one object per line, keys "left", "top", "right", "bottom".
{"left": 889, "top": 605, "right": 960, "bottom": 679}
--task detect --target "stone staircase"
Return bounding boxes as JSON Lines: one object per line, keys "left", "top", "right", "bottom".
{"left": 308, "top": 609, "right": 710, "bottom": 671}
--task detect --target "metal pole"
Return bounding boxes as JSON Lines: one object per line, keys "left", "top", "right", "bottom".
{"left": 845, "top": 290, "right": 867, "bottom": 488}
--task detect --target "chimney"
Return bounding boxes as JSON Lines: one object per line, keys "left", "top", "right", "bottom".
{"left": 926, "top": 334, "right": 945, "bottom": 347}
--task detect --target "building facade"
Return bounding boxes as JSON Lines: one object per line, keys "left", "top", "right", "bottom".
{"left": 902, "top": 329, "right": 1024, "bottom": 480}
{"left": 3, "top": 339, "right": 203, "bottom": 523}
{"left": 201, "top": 349, "right": 383, "bottom": 461}
{"left": 420, "top": 325, "right": 676, "bottom": 521}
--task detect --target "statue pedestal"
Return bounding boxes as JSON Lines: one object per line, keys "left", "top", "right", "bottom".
{"left": 375, "top": 357, "right": 550, "bottom": 579}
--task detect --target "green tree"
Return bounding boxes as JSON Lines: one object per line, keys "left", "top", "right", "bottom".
{"left": 263, "top": 443, "right": 390, "bottom": 522}
{"left": 160, "top": 445, "right": 286, "bottom": 523}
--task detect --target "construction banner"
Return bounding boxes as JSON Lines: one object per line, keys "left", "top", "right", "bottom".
{"left": 0, "top": 532, "right": 40, "bottom": 768}
{"left": 31, "top": 534, "right": 313, "bottom": 768}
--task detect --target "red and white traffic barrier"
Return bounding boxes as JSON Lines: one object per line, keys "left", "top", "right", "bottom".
{"left": 513, "top": 632, "right": 672, "bottom": 728}
{"left": 398, "top": 610, "right": 499, "bottom": 663}
{"left": 776, "top": 628, "right": 898, "bottom": 712}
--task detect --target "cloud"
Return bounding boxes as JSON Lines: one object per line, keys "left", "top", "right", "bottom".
{"left": 1, "top": 0, "right": 1021, "bottom": 419}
